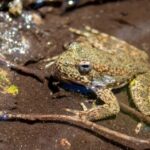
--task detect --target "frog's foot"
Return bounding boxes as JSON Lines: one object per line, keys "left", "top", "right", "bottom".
{"left": 66, "top": 89, "right": 120, "bottom": 121}
{"left": 69, "top": 26, "right": 100, "bottom": 37}
{"left": 129, "top": 72, "right": 150, "bottom": 116}
{"left": 80, "top": 102, "right": 88, "bottom": 111}
{"left": 65, "top": 102, "right": 87, "bottom": 116}
{"left": 45, "top": 56, "right": 59, "bottom": 69}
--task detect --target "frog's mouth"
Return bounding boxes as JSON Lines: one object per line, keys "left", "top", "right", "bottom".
{"left": 60, "top": 75, "right": 116, "bottom": 93}
{"left": 59, "top": 75, "right": 116, "bottom": 95}
{"left": 90, "top": 75, "right": 116, "bottom": 92}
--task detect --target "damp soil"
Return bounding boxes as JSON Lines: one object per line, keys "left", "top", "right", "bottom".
{"left": 0, "top": 0, "right": 150, "bottom": 149}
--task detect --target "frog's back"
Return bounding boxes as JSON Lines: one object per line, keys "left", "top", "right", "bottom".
{"left": 57, "top": 30, "right": 150, "bottom": 88}
{"left": 73, "top": 37, "right": 150, "bottom": 83}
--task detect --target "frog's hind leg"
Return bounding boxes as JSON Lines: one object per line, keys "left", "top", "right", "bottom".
{"left": 129, "top": 72, "right": 150, "bottom": 116}
{"left": 66, "top": 88, "right": 120, "bottom": 121}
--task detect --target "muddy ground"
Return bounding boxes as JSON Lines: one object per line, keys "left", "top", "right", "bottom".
{"left": 0, "top": 0, "right": 150, "bottom": 149}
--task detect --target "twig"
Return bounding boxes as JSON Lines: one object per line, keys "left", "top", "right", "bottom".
{"left": 0, "top": 111, "right": 149, "bottom": 149}
{"left": 10, "top": 64, "right": 45, "bottom": 82}
{"left": 0, "top": 55, "right": 45, "bottom": 82}
{"left": 119, "top": 102, "right": 150, "bottom": 125}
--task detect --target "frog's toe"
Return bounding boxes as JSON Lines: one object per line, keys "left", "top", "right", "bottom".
{"left": 84, "top": 26, "right": 99, "bottom": 34}
{"left": 65, "top": 108, "right": 89, "bottom": 120}
{"left": 69, "top": 27, "right": 91, "bottom": 37}
{"left": 65, "top": 108, "right": 80, "bottom": 114}
{"left": 69, "top": 25, "right": 100, "bottom": 37}
{"left": 65, "top": 108, "right": 86, "bottom": 119}
{"left": 129, "top": 72, "right": 150, "bottom": 116}
{"left": 80, "top": 102, "right": 88, "bottom": 111}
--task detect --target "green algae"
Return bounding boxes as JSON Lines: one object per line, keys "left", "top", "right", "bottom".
{"left": 0, "top": 68, "right": 19, "bottom": 96}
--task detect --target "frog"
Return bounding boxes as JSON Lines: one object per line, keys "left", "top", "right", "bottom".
{"left": 46, "top": 26, "right": 150, "bottom": 121}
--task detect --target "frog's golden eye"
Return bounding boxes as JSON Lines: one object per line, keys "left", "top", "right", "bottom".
{"left": 78, "top": 61, "right": 92, "bottom": 74}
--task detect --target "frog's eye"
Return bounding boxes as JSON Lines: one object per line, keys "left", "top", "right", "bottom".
{"left": 78, "top": 61, "right": 92, "bottom": 74}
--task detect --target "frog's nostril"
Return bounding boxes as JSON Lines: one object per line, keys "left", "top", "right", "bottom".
{"left": 78, "top": 61, "right": 92, "bottom": 74}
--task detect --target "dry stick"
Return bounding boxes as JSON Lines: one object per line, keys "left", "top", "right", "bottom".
{"left": 10, "top": 64, "right": 45, "bottom": 82}
{"left": 0, "top": 111, "right": 149, "bottom": 149}
{"left": 0, "top": 56, "right": 45, "bottom": 82}
{"left": 119, "top": 102, "right": 150, "bottom": 125}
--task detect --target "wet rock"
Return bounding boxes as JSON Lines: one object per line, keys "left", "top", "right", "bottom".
{"left": 0, "top": 12, "right": 45, "bottom": 64}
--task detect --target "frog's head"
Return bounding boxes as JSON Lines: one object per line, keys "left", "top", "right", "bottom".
{"left": 53, "top": 42, "right": 115, "bottom": 90}
{"left": 53, "top": 42, "right": 91, "bottom": 85}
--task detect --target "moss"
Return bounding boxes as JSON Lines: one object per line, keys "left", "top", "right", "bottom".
{"left": 0, "top": 68, "right": 19, "bottom": 96}
{"left": 4, "top": 85, "right": 19, "bottom": 96}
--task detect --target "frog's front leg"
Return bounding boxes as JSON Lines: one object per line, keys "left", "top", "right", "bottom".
{"left": 67, "top": 88, "right": 120, "bottom": 121}
{"left": 129, "top": 72, "right": 150, "bottom": 116}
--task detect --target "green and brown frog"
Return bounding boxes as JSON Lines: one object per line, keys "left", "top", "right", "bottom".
{"left": 46, "top": 26, "right": 150, "bottom": 121}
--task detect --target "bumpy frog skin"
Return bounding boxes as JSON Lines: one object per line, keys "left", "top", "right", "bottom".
{"left": 48, "top": 26, "right": 150, "bottom": 121}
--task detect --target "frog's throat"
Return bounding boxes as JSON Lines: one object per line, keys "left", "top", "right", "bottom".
{"left": 88, "top": 75, "right": 116, "bottom": 91}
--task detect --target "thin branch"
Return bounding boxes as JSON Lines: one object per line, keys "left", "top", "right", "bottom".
{"left": 10, "top": 64, "right": 45, "bottom": 82}
{"left": 119, "top": 102, "right": 150, "bottom": 125}
{"left": 0, "top": 111, "right": 149, "bottom": 149}
{"left": 0, "top": 55, "right": 45, "bottom": 82}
